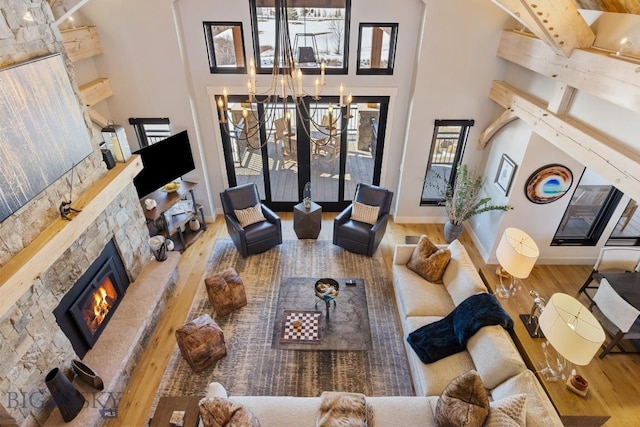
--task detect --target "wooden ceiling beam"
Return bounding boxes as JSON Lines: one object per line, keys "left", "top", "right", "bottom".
{"left": 491, "top": 0, "right": 595, "bottom": 56}
{"left": 497, "top": 30, "right": 640, "bottom": 113}
{"left": 489, "top": 80, "right": 640, "bottom": 201}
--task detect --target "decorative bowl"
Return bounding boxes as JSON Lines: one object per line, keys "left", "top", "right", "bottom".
{"left": 314, "top": 278, "right": 339, "bottom": 302}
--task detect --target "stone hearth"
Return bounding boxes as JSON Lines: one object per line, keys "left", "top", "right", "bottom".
{"left": 44, "top": 252, "right": 179, "bottom": 426}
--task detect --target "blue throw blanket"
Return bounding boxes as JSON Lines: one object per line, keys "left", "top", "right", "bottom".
{"left": 407, "top": 293, "right": 513, "bottom": 364}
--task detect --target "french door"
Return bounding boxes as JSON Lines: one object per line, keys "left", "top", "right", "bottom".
{"left": 219, "top": 95, "right": 389, "bottom": 212}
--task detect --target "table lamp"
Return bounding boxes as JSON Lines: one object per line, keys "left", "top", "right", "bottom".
{"left": 537, "top": 293, "right": 605, "bottom": 381}
{"left": 495, "top": 227, "right": 539, "bottom": 299}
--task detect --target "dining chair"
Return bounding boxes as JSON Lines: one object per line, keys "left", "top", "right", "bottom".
{"left": 589, "top": 278, "right": 640, "bottom": 358}
{"left": 274, "top": 117, "right": 297, "bottom": 157}
{"left": 579, "top": 247, "right": 640, "bottom": 302}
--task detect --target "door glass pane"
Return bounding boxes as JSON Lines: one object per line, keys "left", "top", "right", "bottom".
{"left": 555, "top": 170, "right": 612, "bottom": 239}
{"left": 345, "top": 102, "right": 376, "bottom": 199}
{"left": 226, "top": 100, "right": 266, "bottom": 198}
{"left": 270, "top": 102, "right": 300, "bottom": 202}
{"left": 309, "top": 103, "right": 341, "bottom": 202}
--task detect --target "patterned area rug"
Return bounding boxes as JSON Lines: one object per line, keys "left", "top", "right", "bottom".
{"left": 156, "top": 239, "right": 413, "bottom": 399}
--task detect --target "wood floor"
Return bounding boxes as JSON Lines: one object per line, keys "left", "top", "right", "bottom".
{"left": 109, "top": 216, "right": 640, "bottom": 427}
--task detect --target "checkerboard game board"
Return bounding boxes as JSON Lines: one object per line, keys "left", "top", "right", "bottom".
{"left": 279, "top": 310, "right": 322, "bottom": 343}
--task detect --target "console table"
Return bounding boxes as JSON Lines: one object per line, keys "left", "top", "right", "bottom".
{"left": 478, "top": 266, "right": 610, "bottom": 427}
{"left": 141, "top": 180, "right": 207, "bottom": 252}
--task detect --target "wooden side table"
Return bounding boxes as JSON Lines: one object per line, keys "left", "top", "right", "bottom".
{"left": 478, "top": 266, "right": 610, "bottom": 427}
{"left": 293, "top": 201, "right": 322, "bottom": 239}
{"left": 150, "top": 396, "right": 201, "bottom": 427}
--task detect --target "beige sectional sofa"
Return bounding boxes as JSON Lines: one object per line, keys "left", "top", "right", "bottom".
{"left": 392, "top": 240, "right": 562, "bottom": 427}
{"left": 201, "top": 240, "right": 562, "bottom": 426}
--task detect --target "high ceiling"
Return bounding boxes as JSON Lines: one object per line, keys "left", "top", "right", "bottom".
{"left": 573, "top": 0, "right": 640, "bottom": 14}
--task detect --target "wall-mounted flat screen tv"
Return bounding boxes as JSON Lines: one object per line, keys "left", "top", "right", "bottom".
{"left": 0, "top": 54, "right": 93, "bottom": 223}
{"left": 133, "top": 130, "right": 196, "bottom": 198}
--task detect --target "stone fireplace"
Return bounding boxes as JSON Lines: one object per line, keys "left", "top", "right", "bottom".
{"left": 0, "top": 3, "right": 154, "bottom": 425}
{"left": 53, "top": 240, "right": 131, "bottom": 358}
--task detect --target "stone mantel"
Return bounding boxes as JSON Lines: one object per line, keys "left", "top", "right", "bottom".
{"left": 0, "top": 156, "right": 143, "bottom": 319}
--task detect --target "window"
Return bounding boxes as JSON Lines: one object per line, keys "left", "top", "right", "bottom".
{"left": 128, "top": 118, "right": 171, "bottom": 148}
{"left": 357, "top": 23, "right": 398, "bottom": 75}
{"left": 249, "top": 0, "right": 351, "bottom": 74}
{"left": 203, "top": 22, "right": 247, "bottom": 73}
{"left": 552, "top": 169, "right": 622, "bottom": 246}
{"left": 607, "top": 199, "right": 640, "bottom": 246}
{"left": 421, "top": 120, "right": 474, "bottom": 205}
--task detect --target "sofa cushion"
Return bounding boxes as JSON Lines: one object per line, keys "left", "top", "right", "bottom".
{"left": 234, "top": 203, "right": 266, "bottom": 227}
{"left": 393, "top": 266, "right": 456, "bottom": 317}
{"left": 404, "top": 316, "right": 475, "bottom": 396}
{"left": 466, "top": 326, "right": 526, "bottom": 389}
{"left": 351, "top": 200, "right": 380, "bottom": 225}
{"left": 369, "top": 396, "right": 436, "bottom": 426}
{"left": 199, "top": 397, "right": 261, "bottom": 427}
{"left": 442, "top": 240, "right": 487, "bottom": 306}
{"left": 435, "top": 370, "right": 489, "bottom": 427}
{"left": 491, "top": 371, "right": 563, "bottom": 427}
{"left": 484, "top": 394, "right": 527, "bottom": 427}
{"left": 407, "top": 235, "right": 451, "bottom": 283}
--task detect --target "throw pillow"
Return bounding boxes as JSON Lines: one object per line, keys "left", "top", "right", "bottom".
{"left": 351, "top": 201, "right": 380, "bottom": 225}
{"left": 435, "top": 370, "right": 490, "bottom": 427}
{"left": 234, "top": 203, "right": 266, "bottom": 228}
{"left": 483, "top": 394, "right": 527, "bottom": 427}
{"left": 407, "top": 235, "right": 451, "bottom": 283}
{"left": 199, "top": 397, "right": 261, "bottom": 427}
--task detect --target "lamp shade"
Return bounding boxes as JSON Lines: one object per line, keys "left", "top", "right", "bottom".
{"left": 538, "top": 293, "right": 605, "bottom": 365}
{"left": 495, "top": 227, "right": 539, "bottom": 279}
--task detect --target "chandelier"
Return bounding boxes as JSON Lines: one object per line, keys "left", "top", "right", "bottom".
{"left": 215, "top": 0, "right": 350, "bottom": 150}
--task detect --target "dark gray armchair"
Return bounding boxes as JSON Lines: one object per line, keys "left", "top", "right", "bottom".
{"left": 333, "top": 183, "right": 393, "bottom": 257}
{"left": 220, "top": 183, "right": 282, "bottom": 258}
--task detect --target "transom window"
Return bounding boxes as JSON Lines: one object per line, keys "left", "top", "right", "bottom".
{"left": 249, "top": 0, "right": 351, "bottom": 74}
{"left": 421, "top": 119, "right": 474, "bottom": 205}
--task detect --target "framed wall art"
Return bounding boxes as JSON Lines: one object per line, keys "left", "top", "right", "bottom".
{"left": 525, "top": 164, "right": 573, "bottom": 204}
{"left": 494, "top": 154, "right": 517, "bottom": 195}
{"left": 0, "top": 54, "right": 93, "bottom": 224}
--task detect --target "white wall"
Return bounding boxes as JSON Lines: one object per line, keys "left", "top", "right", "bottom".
{"left": 77, "top": 0, "right": 215, "bottom": 217}
{"left": 394, "top": 0, "right": 513, "bottom": 223}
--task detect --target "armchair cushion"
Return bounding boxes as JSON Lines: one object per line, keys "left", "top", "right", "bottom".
{"left": 351, "top": 201, "right": 380, "bottom": 225}
{"left": 235, "top": 203, "right": 267, "bottom": 228}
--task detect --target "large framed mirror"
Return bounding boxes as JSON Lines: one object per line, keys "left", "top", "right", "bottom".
{"left": 203, "top": 22, "right": 247, "bottom": 73}
{"left": 357, "top": 23, "right": 398, "bottom": 75}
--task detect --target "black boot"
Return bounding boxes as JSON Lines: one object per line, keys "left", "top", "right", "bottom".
{"left": 72, "top": 360, "right": 104, "bottom": 391}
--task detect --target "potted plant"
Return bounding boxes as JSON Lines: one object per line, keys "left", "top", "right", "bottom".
{"left": 433, "top": 164, "right": 513, "bottom": 242}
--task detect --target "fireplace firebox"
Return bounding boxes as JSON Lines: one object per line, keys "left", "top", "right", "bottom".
{"left": 54, "top": 240, "right": 130, "bottom": 358}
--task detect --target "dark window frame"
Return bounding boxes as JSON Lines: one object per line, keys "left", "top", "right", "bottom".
{"left": 203, "top": 21, "right": 247, "bottom": 74}
{"left": 356, "top": 22, "right": 398, "bottom": 75}
{"left": 248, "top": 0, "right": 351, "bottom": 76}
{"left": 420, "top": 119, "right": 474, "bottom": 206}
{"left": 128, "top": 118, "right": 171, "bottom": 148}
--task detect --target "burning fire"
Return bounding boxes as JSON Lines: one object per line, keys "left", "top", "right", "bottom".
{"left": 83, "top": 278, "right": 118, "bottom": 334}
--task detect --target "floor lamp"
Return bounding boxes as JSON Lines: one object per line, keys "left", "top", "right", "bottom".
{"left": 495, "top": 227, "right": 539, "bottom": 299}
{"left": 537, "top": 293, "right": 605, "bottom": 382}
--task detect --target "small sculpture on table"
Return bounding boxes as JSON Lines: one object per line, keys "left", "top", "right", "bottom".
{"left": 303, "top": 182, "right": 312, "bottom": 208}
{"left": 315, "top": 278, "right": 339, "bottom": 317}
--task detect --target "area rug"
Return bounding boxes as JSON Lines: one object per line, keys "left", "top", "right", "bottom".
{"left": 156, "top": 239, "right": 413, "bottom": 400}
